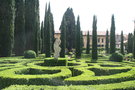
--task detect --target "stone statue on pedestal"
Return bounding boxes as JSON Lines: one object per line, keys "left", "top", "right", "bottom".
{"left": 54, "top": 38, "right": 61, "bottom": 60}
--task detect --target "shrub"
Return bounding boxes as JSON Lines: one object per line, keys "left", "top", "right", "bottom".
{"left": 24, "top": 50, "right": 36, "bottom": 58}
{"left": 109, "top": 53, "right": 123, "bottom": 62}
{"left": 124, "top": 53, "right": 133, "bottom": 61}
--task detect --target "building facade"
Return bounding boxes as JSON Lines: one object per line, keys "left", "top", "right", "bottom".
{"left": 55, "top": 31, "right": 127, "bottom": 48}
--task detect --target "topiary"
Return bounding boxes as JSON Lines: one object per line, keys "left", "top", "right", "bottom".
{"left": 24, "top": 50, "right": 36, "bottom": 58}
{"left": 109, "top": 52, "right": 123, "bottom": 62}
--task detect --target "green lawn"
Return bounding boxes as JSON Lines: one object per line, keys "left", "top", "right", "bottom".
{"left": 0, "top": 54, "right": 135, "bottom": 90}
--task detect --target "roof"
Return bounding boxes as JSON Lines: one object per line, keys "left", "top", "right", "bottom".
{"left": 55, "top": 30, "right": 107, "bottom": 35}
{"left": 83, "top": 31, "right": 106, "bottom": 35}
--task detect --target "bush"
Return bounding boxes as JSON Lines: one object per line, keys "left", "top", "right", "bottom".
{"left": 109, "top": 53, "right": 123, "bottom": 62}
{"left": 124, "top": 53, "right": 133, "bottom": 61}
{"left": 24, "top": 50, "right": 36, "bottom": 58}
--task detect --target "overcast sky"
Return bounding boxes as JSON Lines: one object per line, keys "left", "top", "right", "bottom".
{"left": 39, "top": 0, "right": 135, "bottom": 34}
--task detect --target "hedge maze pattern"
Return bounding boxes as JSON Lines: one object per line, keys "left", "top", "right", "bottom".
{"left": 0, "top": 55, "right": 135, "bottom": 90}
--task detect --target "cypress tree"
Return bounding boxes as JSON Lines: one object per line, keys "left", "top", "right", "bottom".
{"left": 92, "top": 15, "right": 98, "bottom": 60}
{"left": 127, "top": 33, "right": 133, "bottom": 53}
{"left": 60, "top": 16, "right": 66, "bottom": 57}
{"left": 45, "top": 3, "right": 53, "bottom": 57}
{"left": 43, "top": 3, "right": 47, "bottom": 53}
{"left": 133, "top": 30, "right": 135, "bottom": 59}
{"left": 105, "top": 30, "right": 109, "bottom": 54}
{"left": 60, "top": 8, "right": 75, "bottom": 51}
{"left": 34, "top": 0, "right": 40, "bottom": 55}
{"left": 14, "top": 0, "right": 25, "bottom": 56}
{"left": 110, "top": 15, "right": 116, "bottom": 54}
{"left": 0, "top": 0, "right": 15, "bottom": 57}
{"left": 120, "top": 31, "right": 124, "bottom": 55}
{"left": 50, "top": 12, "right": 55, "bottom": 53}
{"left": 86, "top": 31, "right": 90, "bottom": 54}
{"left": 25, "top": 0, "right": 40, "bottom": 55}
{"left": 41, "top": 21, "right": 44, "bottom": 53}
{"left": 80, "top": 31, "right": 84, "bottom": 53}
{"left": 75, "top": 16, "right": 81, "bottom": 58}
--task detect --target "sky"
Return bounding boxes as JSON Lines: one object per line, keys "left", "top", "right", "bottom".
{"left": 39, "top": 0, "right": 135, "bottom": 34}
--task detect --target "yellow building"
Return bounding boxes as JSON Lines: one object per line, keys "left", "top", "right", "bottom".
{"left": 55, "top": 31, "right": 127, "bottom": 48}
{"left": 83, "top": 31, "right": 106, "bottom": 48}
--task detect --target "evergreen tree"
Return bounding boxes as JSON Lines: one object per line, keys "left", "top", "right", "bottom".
{"left": 133, "top": 30, "right": 135, "bottom": 59}
{"left": 127, "top": 33, "right": 133, "bottom": 53}
{"left": 41, "top": 21, "right": 44, "bottom": 53}
{"left": 0, "top": 0, "right": 15, "bottom": 57}
{"left": 45, "top": 3, "right": 53, "bottom": 57}
{"left": 50, "top": 12, "right": 55, "bottom": 53}
{"left": 25, "top": 0, "right": 40, "bottom": 55}
{"left": 110, "top": 15, "right": 116, "bottom": 54}
{"left": 60, "top": 8, "right": 75, "bottom": 51}
{"left": 14, "top": 0, "right": 25, "bottom": 56}
{"left": 60, "top": 16, "right": 66, "bottom": 57}
{"left": 105, "top": 30, "right": 109, "bottom": 54}
{"left": 120, "top": 31, "right": 124, "bottom": 55}
{"left": 75, "top": 16, "right": 81, "bottom": 58}
{"left": 92, "top": 15, "right": 98, "bottom": 60}
{"left": 86, "top": 31, "right": 90, "bottom": 54}
{"left": 43, "top": 3, "right": 47, "bottom": 53}
{"left": 80, "top": 31, "right": 84, "bottom": 53}
{"left": 34, "top": 0, "right": 40, "bottom": 55}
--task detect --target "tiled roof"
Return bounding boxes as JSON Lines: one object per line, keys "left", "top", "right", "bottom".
{"left": 82, "top": 31, "right": 106, "bottom": 35}
{"left": 55, "top": 30, "right": 107, "bottom": 35}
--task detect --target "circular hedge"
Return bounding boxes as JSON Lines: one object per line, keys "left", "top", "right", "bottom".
{"left": 24, "top": 50, "right": 36, "bottom": 58}
{"left": 109, "top": 53, "right": 123, "bottom": 62}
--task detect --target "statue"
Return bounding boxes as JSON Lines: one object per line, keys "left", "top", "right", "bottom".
{"left": 54, "top": 38, "right": 61, "bottom": 60}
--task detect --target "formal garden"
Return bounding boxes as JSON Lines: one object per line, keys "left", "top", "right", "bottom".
{"left": 1, "top": 0, "right": 135, "bottom": 90}
{"left": 1, "top": 51, "right": 135, "bottom": 90}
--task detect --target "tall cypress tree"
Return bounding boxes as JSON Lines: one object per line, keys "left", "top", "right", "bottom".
{"left": 92, "top": 15, "right": 98, "bottom": 60}
{"left": 86, "top": 31, "right": 90, "bottom": 54}
{"left": 43, "top": 3, "right": 47, "bottom": 53}
{"left": 133, "top": 29, "right": 135, "bottom": 59}
{"left": 0, "top": 0, "right": 15, "bottom": 57}
{"left": 41, "top": 21, "right": 44, "bottom": 53}
{"left": 105, "top": 30, "right": 109, "bottom": 54}
{"left": 50, "top": 12, "right": 55, "bottom": 53}
{"left": 34, "top": 0, "right": 40, "bottom": 55}
{"left": 75, "top": 16, "right": 81, "bottom": 58}
{"left": 60, "top": 16, "right": 66, "bottom": 57}
{"left": 45, "top": 3, "right": 53, "bottom": 57}
{"left": 80, "top": 31, "right": 84, "bottom": 53}
{"left": 60, "top": 8, "right": 75, "bottom": 51}
{"left": 120, "top": 31, "right": 124, "bottom": 55}
{"left": 25, "top": 0, "right": 40, "bottom": 55}
{"left": 110, "top": 15, "right": 116, "bottom": 54}
{"left": 127, "top": 33, "right": 133, "bottom": 53}
{"left": 14, "top": 0, "right": 25, "bottom": 56}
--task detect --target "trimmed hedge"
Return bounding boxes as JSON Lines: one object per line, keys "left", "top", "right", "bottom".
{"left": 0, "top": 54, "right": 135, "bottom": 89}
{"left": 109, "top": 53, "right": 123, "bottom": 62}
{"left": 65, "top": 66, "right": 135, "bottom": 85}
{"left": 24, "top": 50, "right": 36, "bottom": 58}
{"left": 44, "top": 58, "right": 67, "bottom": 66}
{"left": 0, "top": 66, "right": 72, "bottom": 89}
{"left": 4, "top": 80, "right": 135, "bottom": 90}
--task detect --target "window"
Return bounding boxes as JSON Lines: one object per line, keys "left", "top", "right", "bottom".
{"left": 102, "top": 38, "right": 104, "bottom": 43}
{"left": 98, "top": 38, "right": 100, "bottom": 43}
